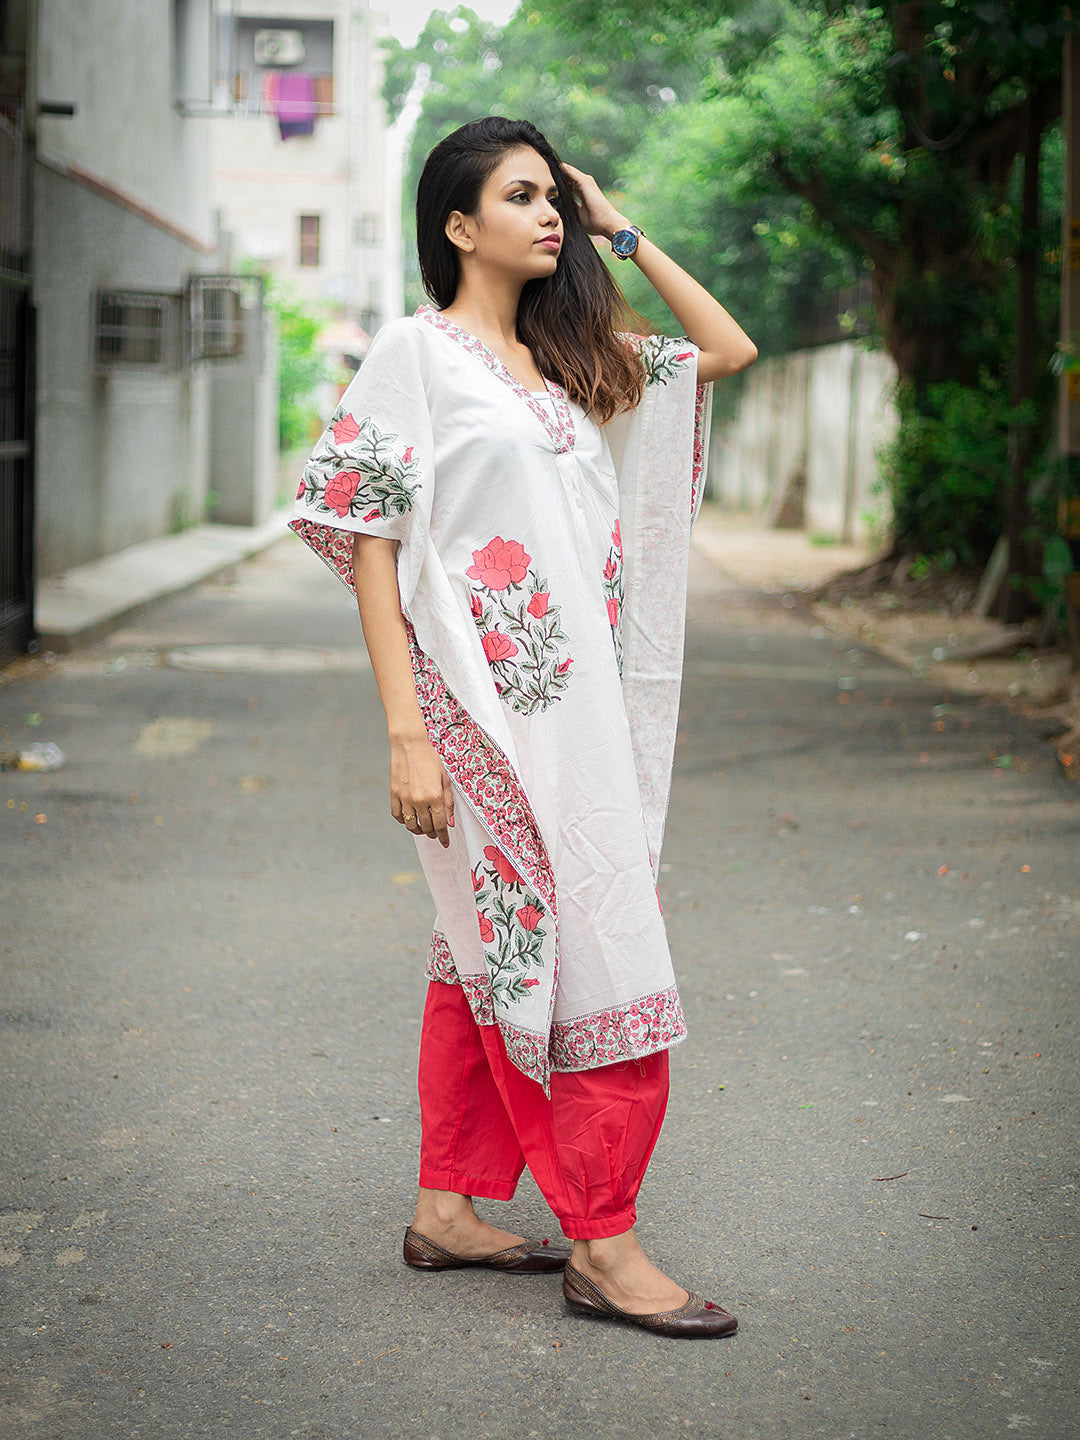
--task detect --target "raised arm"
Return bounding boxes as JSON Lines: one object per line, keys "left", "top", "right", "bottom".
{"left": 562, "top": 163, "right": 758, "bottom": 384}
{"left": 351, "top": 533, "right": 454, "bottom": 847}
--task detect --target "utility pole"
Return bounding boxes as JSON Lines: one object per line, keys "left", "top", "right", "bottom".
{"left": 1061, "top": 24, "right": 1080, "bottom": 666}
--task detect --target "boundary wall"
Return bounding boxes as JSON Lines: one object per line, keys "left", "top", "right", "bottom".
{"left": 707, "top": 340, "right": 898, "bottom": 543}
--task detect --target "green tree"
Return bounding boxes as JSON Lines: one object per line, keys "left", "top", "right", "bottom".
{"left": 382, "top": 5, "right": 718, "bottom": 312}
{"left": 544, "top": 0, "right": 1068, "bottom": 614}
{"left": 263, "top": 278, "right": 328, "bottom": 452}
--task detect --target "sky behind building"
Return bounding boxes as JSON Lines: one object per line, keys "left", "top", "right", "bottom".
{"left": 384, "top": 0, "right": 520, "bottom": 48}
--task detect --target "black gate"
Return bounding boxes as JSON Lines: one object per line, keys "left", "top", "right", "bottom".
{"left": 0, "top": 95, "right": 34, "bottom": 667}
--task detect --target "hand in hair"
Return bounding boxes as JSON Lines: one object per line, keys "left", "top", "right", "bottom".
{"left": 563, "top": 163, "right": 757, "bottom": 381}
{"left": 562, "top": 164, "right": 629, "bottom": 244}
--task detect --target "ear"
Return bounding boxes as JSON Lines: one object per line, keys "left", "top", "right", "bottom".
{"left": 444, "top": 210, "right": 476, "bottom": 254}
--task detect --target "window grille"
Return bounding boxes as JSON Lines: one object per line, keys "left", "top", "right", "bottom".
{"left": 187, "top": 274, "right": 262, "bottom": 365}
{"left": 299, "top": 214, "right": 321, "bottom": 267}
{"left": 93, "top": 291, "right": 179, "bottom": 372}
{"left": 354, "top": 213, "right": 379, "bottom": 246}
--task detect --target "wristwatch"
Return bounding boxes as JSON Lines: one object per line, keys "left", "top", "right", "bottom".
{"left": 611, "top": 225, "right": 645, "bottom": 260}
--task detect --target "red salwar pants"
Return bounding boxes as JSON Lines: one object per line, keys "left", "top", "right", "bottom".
{"left": 417, "top": 980, "right": 670, "bottom": 1240}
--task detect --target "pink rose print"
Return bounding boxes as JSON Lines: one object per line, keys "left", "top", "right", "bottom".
{"left": 522, "top": 977, "right": 540, "bottom": 988}
{"left": 556, "top": 657, "right": 573, "bottom": 676}
{"left": 402, "top": 446, "right": 414, "bottom": 463}
{"left": 516, "top": 904, "right": 543, "bottom": 931}
{"left": 484, "top": 845, "right": 521, "bottom": 886}
{"left": 482, "top": 630, "right": 519, "bottom": 664}
{"left": 332, "top": 413, "right": 361, "bottom": 445}
{"left": 675, "top": 351, "right": 694, "bottom": 362}
{"left": 602, "top": 522, "right": 624, "bottom": 674}
{"left": 303, "top": 415, "right": 420, "bottom": 524}
{"left": 466, "top": 537, "right": 532, "bottom": 591}
{"left": 477, "top": 912, "right": 495, "bottom": 945}
{"left": 296, "top": 479, "right": 306, "bottom": 499}
{"left": 467, "top": 550, "right": 572, "bottom": 715}
{"left": 472, "top": 871, "right": 484, "bottom": 892}
{"left": 323, "top": 470, "right": 362, "bottom": 518}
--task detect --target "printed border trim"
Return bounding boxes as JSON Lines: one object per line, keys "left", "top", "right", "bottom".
{"left": 409, "top": 632, "right": 559, "bottom": 1089}
{"left": 427, "top": 931, "right": 686, "bottom": 1074}
{"left": 416, "top": 304, "right": 576, "bottom": 455}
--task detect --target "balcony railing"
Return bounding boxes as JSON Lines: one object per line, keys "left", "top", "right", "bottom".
{"left": 229, "top": 70, "right": 335, "bottom": 118}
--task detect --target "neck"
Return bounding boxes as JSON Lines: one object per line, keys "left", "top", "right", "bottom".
{"left": 441, "top": 266, "right": 524, "bottom": 345}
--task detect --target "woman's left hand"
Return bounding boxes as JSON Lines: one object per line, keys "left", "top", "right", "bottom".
{"left": 562, "top": 163, "right": 629, "bottom": 243}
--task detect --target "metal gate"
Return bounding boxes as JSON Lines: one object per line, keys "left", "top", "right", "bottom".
{"left": 0, "top": 96, "right": 34, "bottom": 667}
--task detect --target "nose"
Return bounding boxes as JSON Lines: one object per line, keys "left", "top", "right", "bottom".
{"left": 540, "top": 199, "right": 561, "bottom": 227}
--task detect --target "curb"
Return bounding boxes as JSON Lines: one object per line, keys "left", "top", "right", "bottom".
{"left": 33, "top": 508, "right": 295, "bottom": 653}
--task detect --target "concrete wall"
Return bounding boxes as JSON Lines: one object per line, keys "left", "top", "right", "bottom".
{"left": 32, "top": 164, "right": 215, "bottom": 577}
{"left": 709, "top": 341, "right": 898, "bottom": 542}
{"left": 31, "top": 0, "right": 279, "bottom": 579}
{"left": 208, "top": 310, "right": 280, "bottom": 526}
{"left": 34, "top": 0, "right": 215, "bottom": 243}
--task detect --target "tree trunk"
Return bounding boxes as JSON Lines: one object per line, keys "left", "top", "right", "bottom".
{"left": 995, "top": 90, "right": 1044, "bottom": 623}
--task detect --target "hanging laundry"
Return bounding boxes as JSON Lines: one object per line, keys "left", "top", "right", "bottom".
{"left": 273, "top": 71, "right": 316, "bottom": 140}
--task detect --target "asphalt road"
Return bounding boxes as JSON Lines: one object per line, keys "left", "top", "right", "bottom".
{"left": 1, "top": 534, "right": 1077, "bottom": 1440}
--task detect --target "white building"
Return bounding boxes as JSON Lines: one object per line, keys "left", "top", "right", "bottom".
{"left": 5, "top": 0, "right": 278, "bottom": 623}
{"left": 206, "top": 0, "right": 398, "bottom": 335}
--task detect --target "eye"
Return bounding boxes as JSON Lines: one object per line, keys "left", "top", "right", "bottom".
{"left": 510, "top": 191, "right": 530, "bottom": 204}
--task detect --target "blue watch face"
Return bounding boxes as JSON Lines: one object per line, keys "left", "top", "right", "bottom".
{"left": 611, "top": 228, "right": 639, "bottom": 258}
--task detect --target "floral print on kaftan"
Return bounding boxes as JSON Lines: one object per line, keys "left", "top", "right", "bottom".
{"left": 290, "top": 307, "right": 711, "bottom": 1090}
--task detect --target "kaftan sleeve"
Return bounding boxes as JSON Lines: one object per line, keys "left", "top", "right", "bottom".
{"left": 288, "top": 318, "right": 434, "bottom": 607}
{"left": 604, "top": 335, "right": 714, "bottom": 875}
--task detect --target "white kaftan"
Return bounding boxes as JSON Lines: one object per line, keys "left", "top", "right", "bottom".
{"left": 290, "top": 306, "right": 710, "bottom": 1089}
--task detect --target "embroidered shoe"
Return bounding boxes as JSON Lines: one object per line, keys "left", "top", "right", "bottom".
{"left": 403, "top": 1226, "right": 571, "bottom": 1273}
{"left": 562, "top": 1261, "right": 738, "bottom": 1337}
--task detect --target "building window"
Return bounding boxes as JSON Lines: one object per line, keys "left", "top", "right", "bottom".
{"left": 187, "top": 275, "right": 263, "bottom": 365}
{"left": 354, "top": 213, "right": 379, "bottom": 246}
{"left": 299, "top": 214, "right": 321, "bottom": 267}
{"left": 93, "top": 291, "right": 178, "bottom": 372}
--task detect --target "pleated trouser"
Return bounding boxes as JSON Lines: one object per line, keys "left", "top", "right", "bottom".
{"left": 417, "top": 979, "right": 669, "bottom": 1240}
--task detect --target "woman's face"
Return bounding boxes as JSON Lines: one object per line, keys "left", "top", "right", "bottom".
{"left": 448, "top": 146, "right": 563, "bottom": 279}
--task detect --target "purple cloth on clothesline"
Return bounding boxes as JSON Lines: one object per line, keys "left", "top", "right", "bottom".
{"left": 274, "top": 72, "right": 315, "bottom": 139}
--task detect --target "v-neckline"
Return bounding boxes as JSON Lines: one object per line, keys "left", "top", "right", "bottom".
{"left": 416, "top": 305, "right": 576, "bottom": 455}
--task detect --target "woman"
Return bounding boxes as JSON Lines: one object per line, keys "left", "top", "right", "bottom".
{"left": 291, "top": 117, "right": 756, "bottom": 1338}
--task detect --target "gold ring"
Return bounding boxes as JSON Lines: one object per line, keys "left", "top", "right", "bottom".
{"left": 402, "top": 812, "right": 417, "bottom": 824}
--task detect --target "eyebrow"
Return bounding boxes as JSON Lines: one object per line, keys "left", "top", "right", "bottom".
{"left": 502, "top": 178, "right": 559, "bottom": 194}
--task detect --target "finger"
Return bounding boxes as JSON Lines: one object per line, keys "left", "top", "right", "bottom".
{"left": 414, "top": 804, "right": 436, "bottom": 839}
{"left": 442, "top": 772, "right": 455, "bottom": 830}
{"left": 428, "top": 799, "right": 450, "bottom": 849}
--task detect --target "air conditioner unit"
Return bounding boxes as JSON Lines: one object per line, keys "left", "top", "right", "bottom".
{"left": 253, "top": 29, "right": 305, "bottom": 66}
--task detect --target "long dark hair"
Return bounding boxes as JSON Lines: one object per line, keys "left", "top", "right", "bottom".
{"left": 416, "top": 116, "right": 645, "bottom": 423}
